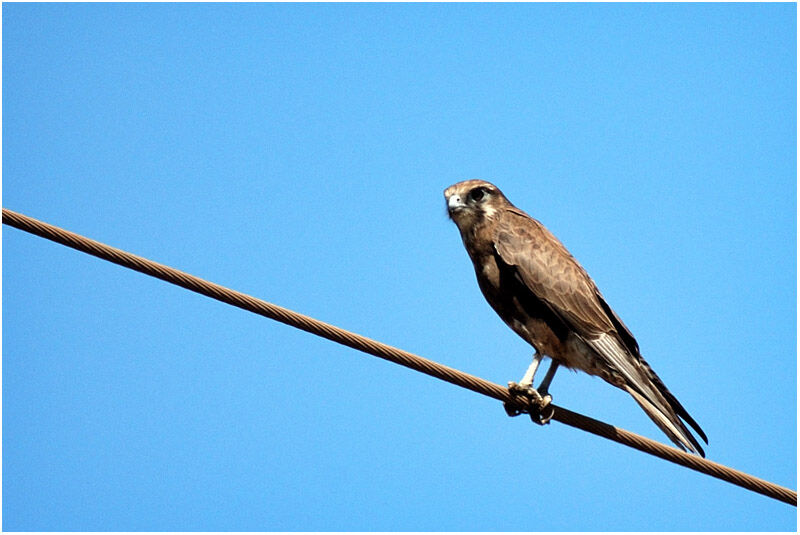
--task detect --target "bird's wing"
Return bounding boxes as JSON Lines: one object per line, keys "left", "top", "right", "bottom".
{"left": 492, "top": 209, "right": 615, "bottom": 340}
{"left": 493, "top": 209, "right": 706, "bottom": 455}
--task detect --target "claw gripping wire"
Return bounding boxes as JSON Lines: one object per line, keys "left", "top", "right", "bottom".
{"left": 503, "top": 383, "right": 554, "bottom": 425}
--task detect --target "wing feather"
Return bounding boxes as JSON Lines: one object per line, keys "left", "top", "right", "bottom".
{"left": 494, "top": 211, "right": 612, "bottom": 339}
{"left": 494, "top": 210, "right": 614, "bottom": 338}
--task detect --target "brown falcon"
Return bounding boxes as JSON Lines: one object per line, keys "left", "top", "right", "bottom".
{"left": 444, "top": 179, "right": 707, "bottom": 456}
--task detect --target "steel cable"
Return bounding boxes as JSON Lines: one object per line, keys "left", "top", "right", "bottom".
{"left": 3, "top": 207, "right": 796, "bottom": 506}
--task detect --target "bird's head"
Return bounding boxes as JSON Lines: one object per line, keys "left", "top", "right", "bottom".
{"left": 444, "top": 179, "right": 508, "bottom": 230}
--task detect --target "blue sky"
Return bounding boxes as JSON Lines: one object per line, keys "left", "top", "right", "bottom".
{"left": 2, "top": 2, "right": 796, "bottom": 531}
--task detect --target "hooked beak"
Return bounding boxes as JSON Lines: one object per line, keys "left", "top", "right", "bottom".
{"left": 446, "top": 193, "right": 466, "bottom": 216}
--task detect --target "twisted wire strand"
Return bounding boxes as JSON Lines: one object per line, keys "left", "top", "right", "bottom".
{"left": 3, "top": 207, "right": 796, "bottom": 507}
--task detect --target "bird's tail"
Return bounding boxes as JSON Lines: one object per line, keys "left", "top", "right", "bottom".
{"left": 623, "top": 385, "right": 705, "bottom": 457}
{"left": 590, "top": 334, "right": 707, "bottom": 456}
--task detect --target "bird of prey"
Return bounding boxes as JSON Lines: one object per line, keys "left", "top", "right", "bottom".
{"left": 444, "top": 179, "right": 707, "bottom": 456}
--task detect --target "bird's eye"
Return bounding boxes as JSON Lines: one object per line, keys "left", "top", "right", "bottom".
{"left": 468, "top": 188, "right": 486, "bottom": 202}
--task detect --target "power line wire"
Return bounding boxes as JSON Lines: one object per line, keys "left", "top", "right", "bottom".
{"left": 3, "top": 207, "right": 796, "bottom": 507}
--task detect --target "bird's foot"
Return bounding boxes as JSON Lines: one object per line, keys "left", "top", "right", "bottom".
{"left": 504, "top": 382, "right": 554, "bottom": 425}
{"left": 504, "top": 382, "right": 530, "bottom": 416}
{"left": 533, "top": 393, "right": 554, "bottom": 425}
{"left": 507, "top": 381, "right": 533, "bottom": 395}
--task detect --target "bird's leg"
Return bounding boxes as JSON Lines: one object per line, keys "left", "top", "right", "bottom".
{"left": 509, "top": 352, "right": 543, "bottom": 392}
{"left": 537, "top": 360, "right": 558, "bottom": 397}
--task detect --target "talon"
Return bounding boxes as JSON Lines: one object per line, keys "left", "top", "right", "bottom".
{"left": 503, "top": 401, "right": 523, "bottom": 417}
{"left": 528, "top": 394, "right": 554, "bottom": 425}
{"left": 538, "top": 404, "right": 555, "bottom": 425}
{"left": 505, "top": 383, "right": 527, "bottom": 417}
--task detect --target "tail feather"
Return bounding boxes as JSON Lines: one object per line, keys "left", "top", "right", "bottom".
{"left": 589, "top": 333, "right": 706, "bottom": 456}
{"left": 648, "top": 372, "right": 708, "bottom": 445}
{"left": 624, "top": 385, "right": 706, "bottom": 457}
